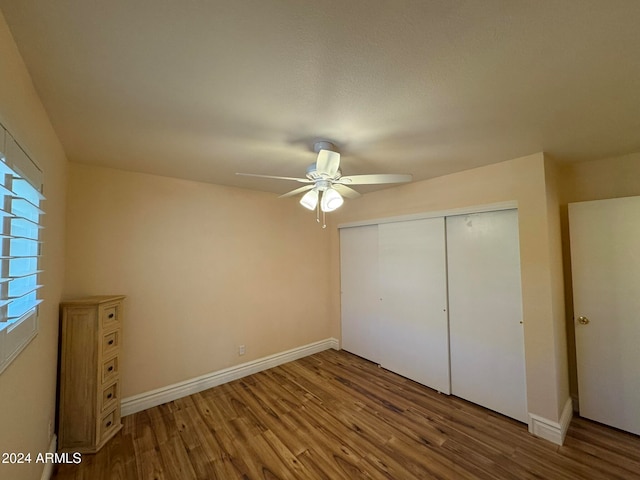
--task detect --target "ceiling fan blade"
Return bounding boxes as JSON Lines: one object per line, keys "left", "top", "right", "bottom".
{"left": 236, "top": 172, "right": 312, "bottom": 183}
{"left": 332, "top": 184, "right": 361, "bottom": 199}
{"left": 279, "top": 185, "right": 315, "bottom": 198}
{"left": 337, "top": 174, "right": 412, "bottom": 185}
{"left": 316, "top": 150, "right": 341, "bottom": 177}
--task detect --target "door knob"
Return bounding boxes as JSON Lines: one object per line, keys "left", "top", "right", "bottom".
{"left": 577, "top": 316, "right": 590, "bottom": 325}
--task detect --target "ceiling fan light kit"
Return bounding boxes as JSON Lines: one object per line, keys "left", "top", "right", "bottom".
{"left": 236, "top": 140, "right": 412, "bottom": 225}
{"left": 320, "top": 187, "right": 343, "bottom": 212}
{"left": 300, "top": 189, "right": 318, "bottom": 210}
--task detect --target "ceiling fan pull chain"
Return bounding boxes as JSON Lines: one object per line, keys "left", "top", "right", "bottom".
{"left": 322, "top": 210, "right": 327, "bottom": 229}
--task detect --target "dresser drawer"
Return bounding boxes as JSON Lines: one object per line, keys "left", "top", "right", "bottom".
{"left": 101, "top": 330, "right": 120, "bottom": 357}
{"left": 100, "top": 381, "right": 119, "bottom": 413}
{"left": 99, "top": 408, "right": 120, "bottom": 442}
{"left": 101, "top": 356, "right": 119, "bottom": 384}
{"left": 99, "top": 304, "right": 121, "bottom": 331}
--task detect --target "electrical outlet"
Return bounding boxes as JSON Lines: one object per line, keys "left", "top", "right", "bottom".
{"left": 238, "top": 345, "right": 246, "bottom": 356}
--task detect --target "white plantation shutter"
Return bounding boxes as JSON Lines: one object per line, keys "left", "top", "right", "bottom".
{"left": 0, "top": 126, "right": 44, "bottom": 374}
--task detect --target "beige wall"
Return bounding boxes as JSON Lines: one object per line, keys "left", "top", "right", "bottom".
{"left": 560, "top": 152, "right": 640, "bottom": 203}
{"left": 558, "top": 153, "right": 640, "bottom": 401}
{"left": 64, "top": 163, "right": 333, "bottom": 397}
{"left": 330, "top": 153, "right": 569, "bottom": 423}
{"left": 0, "top": 11, "right": 67, "bottom": 480}
{"left": 543, "top": 156, "right": 570, "bottom": 414}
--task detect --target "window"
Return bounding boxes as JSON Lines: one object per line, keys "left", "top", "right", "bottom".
{"left": 0, "top": 125, "right": 44, "bottom": 375}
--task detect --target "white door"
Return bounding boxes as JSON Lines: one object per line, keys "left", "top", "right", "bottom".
{"left": 569, "top": 196, "right": 640, "bottom": 435}
{"left": 378, "top": 218, "right": 450, "bottom": 393}
{"left": 447, "top": 209, "right": 527, "bottom": 423}
{"left": 340, "top": 225, "right": 381, "bottom": 363}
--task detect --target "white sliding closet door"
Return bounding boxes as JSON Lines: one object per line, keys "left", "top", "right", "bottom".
{"left": 340, "top": 225, "right": 381, "bottom": 363}
{"left": 447, "top": 209, "right": 527, "bottom": 422}
{"left": 378, "top": 218, "right": 450, "bottom": 393}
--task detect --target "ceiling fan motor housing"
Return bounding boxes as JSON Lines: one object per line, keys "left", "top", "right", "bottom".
{"left": 306, "top": 163, "right": 341, "bottom": 184}
{"left": 312, "top": 140, "right": 336, "bottom": 153}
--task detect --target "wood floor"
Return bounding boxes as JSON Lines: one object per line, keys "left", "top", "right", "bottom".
{"left": 53, "top": 349, "right": 640, "bottom": 480}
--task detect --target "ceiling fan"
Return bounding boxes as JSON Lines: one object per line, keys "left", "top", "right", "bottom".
{"left": 236, "top": 141, "right": 412, "bottom": 216}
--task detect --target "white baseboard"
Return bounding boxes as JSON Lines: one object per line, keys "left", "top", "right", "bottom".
{"left": 39, "top": 434, "right": 57, "bottom": 480}
{"left": 121, "top": 337, "right": 340, "bottom": 416}
{"left": 528, "top": 397, "right": 573, "bottom": 445}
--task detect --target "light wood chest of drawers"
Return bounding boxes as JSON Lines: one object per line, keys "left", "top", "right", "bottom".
{"left": 58, "top": 295, "right": 126, "bottom": 453}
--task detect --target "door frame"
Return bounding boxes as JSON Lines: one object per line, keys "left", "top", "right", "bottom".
{"left": 337, "top": 200, "right": 518, "bottom": 229}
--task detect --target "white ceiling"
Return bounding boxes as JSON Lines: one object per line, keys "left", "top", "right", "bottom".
{"left": 1, "top": 1, "right": 639, "bottom": 195}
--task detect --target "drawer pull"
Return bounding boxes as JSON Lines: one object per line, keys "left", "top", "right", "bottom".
{"left": 108, "top": 313, "right": 115, "bottom": 319}
{"left": 108, "top": 366, "right": 114, "bottom": 372}
{"left": 106, "top": 421, "right": 112, "bottom": 427}
{"left": 108, "top": 339, "right": 114, "bottom": 345}
{"left": 107, "top": 393, "right": 113, "bottom": 399}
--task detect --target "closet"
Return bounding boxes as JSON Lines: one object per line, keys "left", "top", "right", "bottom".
{"left": 378, "top": 218, "right": 450, "bottom": 393}
{"left": 339, "top": 208, "right": 527, "bottom": 423}
{"left": 340, "top": 225, "right": 381, "bottom": 364}
{"left": 447, "top": 210, "right": 527, "bottom": 422}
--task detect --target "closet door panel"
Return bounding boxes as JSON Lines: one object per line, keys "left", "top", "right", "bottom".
{"left": 378, "top": 218, "right": 450, "bottom": 393}
{"left": 340, "top": 225, "right": 381, "bottom": 363}
{"left": 447, "top": 210, "right": 527, "bottom": 422}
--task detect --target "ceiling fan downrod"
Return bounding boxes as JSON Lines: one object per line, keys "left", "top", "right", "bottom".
{"left": 313, "top": 140, "right": 336, "bottom": 153}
